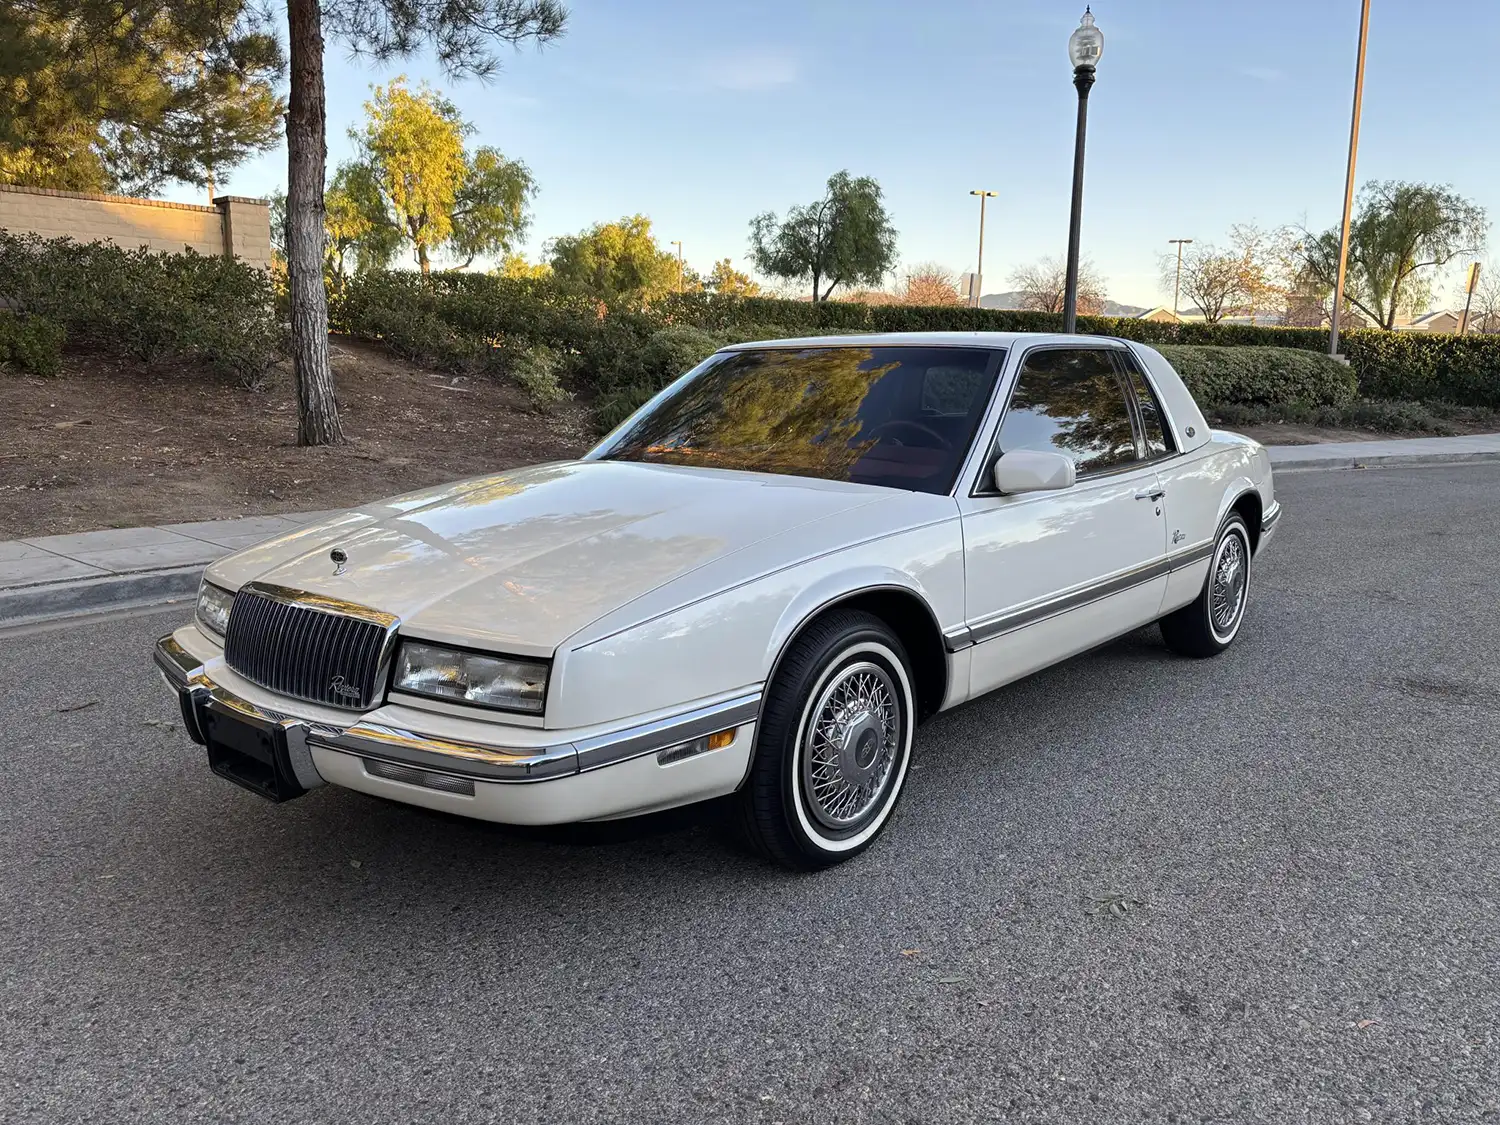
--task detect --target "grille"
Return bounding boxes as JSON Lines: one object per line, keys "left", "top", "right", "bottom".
{"left": 224, "top": 588, "right": 391, "bottom": 711}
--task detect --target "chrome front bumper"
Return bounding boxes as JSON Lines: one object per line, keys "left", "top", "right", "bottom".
{"left": 1258, "top": 500, "right": 1283, "bottom": 552}
{"left": 154, "top": 633, "right": 761, "bottom": 821}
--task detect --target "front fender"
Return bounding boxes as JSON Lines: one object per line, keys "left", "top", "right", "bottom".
{"left": 546, "top": 519, "right": 965, "bottom": 730}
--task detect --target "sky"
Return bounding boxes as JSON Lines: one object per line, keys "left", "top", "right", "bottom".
{"left": 172, "top": 0, "right": 1500, "bottom": 309}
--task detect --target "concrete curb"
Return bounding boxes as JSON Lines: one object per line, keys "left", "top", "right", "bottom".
{"left": 0, "top": 565, "right": 202, "bottom": 628}
{"left": 1270, "top": 450, "right": 1500, "bottom": 472}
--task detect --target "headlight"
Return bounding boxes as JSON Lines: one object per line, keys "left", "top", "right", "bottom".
{"left": 393, "top": 641, "right": 548, "bottom": 714}
{"left": 196, "top": 580, "right": 235, "bottom": 638}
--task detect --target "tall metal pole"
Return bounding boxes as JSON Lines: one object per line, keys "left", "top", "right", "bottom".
{"left": 1062, "top": 66, "right": 1095, "bottom": 334}
{"left": 671, "top": 240, "right": 684, "bottom": 292}
{"left": 970, "top": 189, "right": 997, "bottom": 308}
{"left": 976, "top": 194, "right": 986, "bottom": 309}
{"left": 1460, "top": 262, "right": 1480, "bottom": 336}
{"left": 1329, "top": 0, "right": 1371, "bottom": 357}
{"left": 1168, "top": 238, "right": 1193, "bottom": 317}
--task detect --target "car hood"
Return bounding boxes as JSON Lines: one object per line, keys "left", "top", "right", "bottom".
{"left": 206, "top": 461, "right": 893, "bottom": 654}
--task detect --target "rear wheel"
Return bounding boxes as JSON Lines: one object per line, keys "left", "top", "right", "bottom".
{"left": 734, "top": 611, "right": 915, "bottom": 870}
{"left": 1161, "top": 512, "right": 1252, "bottom": 658}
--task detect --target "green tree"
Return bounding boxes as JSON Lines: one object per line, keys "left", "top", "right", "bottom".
{"left": 706, "top": 258, "right": 761, "bottom": 297}
{"left": 282, "top": 0, "right": 565, "bottom": 446}
{"left": 498, "top": 253, "right": 552, "bottom": 280}
{"left": 345, "top": 78, "right": 534, "bottom": 275}
{"left": 547, "top": 215, "right": 679, "bottom": 305}
{"left": 748, "top": 171, "right": 898, "bottom": 302}
{"left": 1301, "top": 181, "right": 1488, "bottom": 330}
{"left": 0, "top": 1, "right": 284, "bottom": 195}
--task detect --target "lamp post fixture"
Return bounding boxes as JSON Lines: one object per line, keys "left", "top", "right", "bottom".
{"left": 670, "top": 240, "right": 684, "bottom": 292}
{"left": 969, "top": 190, "right": 998, "bottom": 308}
{"left": 1168, "top": 238, "right": 1193, "bottom": 317}
{"left": 1062, "top": 7, "right": 1103, "bottom": 334}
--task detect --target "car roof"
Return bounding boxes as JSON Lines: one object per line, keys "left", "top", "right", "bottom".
{"left": 720, "top": 331, "right": 1128, "bottom": 351}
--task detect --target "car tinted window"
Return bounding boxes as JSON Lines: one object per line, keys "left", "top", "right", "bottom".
{"left": 1126, "top": 368, "right": 1173, "bottom": 457}
{"left": 997, "top": 348, "right": 1138, "bottom": 475}
{"left": 596, "top": 346, "right": 999, "bottom": 494}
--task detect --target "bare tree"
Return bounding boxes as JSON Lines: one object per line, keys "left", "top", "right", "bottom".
{"left": 899, "top": 262, "right": 962, "bottom": 306}
{"left": 1009, "top": 255, "right": 1106, "bottom": 315}
{"left": 1159, "top": 243, "right": 1243, "bottom": 324}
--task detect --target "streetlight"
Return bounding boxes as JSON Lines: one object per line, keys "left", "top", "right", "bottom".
{"left": 1168, "top": 238, "right": 1193, "bottom": 317}
{"left": 1329, "top": 0, "right": 1371, "bottom": 357}
{"left": 1062, "top": 7, "right": 1103, "bottom": 334}
{"left": 969, "top": 190, "right": 998, "bottom": 308}
{"left": 670, "top": 240, "right": 684, "bottom": 292}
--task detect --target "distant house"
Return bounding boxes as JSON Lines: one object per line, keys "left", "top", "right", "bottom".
{"left": 1399, "top": 309, "right": 1463, "bottom": 333}
{"left": 1134, "top": 306, "right": 1181, "bottom": 323}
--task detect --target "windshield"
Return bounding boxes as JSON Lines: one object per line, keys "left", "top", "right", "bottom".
{"left": 593, "top": 345, "right": 1001, "bottom": 494}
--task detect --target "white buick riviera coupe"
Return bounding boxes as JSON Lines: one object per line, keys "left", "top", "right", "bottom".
{"left": 155, "top": 333, "right": 1279, "bottom": 869}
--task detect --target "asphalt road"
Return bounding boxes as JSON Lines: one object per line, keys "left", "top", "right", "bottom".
{"left": 3, "top": 464, "right": 1499, "bottom": 1124}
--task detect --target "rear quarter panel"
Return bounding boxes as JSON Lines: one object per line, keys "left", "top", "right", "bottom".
{"left": 1158, "top": 432, "right": 1273, "bottom": 612}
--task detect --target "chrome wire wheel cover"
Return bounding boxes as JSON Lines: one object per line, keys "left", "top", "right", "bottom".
{"left": 800, "top": 661, "right": 901, "bottom": 831}
{"left": 1209, "top": 528, "right": 1249, "bottom": 640}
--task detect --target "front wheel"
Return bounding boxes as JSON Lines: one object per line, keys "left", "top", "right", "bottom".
{"left": 1161, "top": 512, "right": 1253, "bottom": 658}
{"left": 733, "top": 611, "right": 915, "bottom": 870}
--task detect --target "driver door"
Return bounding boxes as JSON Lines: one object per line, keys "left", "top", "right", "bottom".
{"left": 956, "top": 346, "right": 1170, "bottom": 697}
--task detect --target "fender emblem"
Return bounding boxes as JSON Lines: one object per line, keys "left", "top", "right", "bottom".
{"left": 1172, "top": 529, "right": 1186, "bottom": 544}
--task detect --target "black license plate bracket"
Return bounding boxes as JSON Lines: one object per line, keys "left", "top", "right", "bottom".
{"left": 199, "top": 704, "right": 307, "bottom": 803}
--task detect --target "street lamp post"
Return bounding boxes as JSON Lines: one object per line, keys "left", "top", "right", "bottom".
{"left": 1168, "top": 238, "right": 1193, "bottom": 317}
{"left": 1329, "top": 0, "right": 1371, "bottom": 357}
{"left": 1062, "top": 7, "right": 1103, "bottom": 334}
{"left": 969, "top": 190, "right": 998, "bottom": 308}
{"left": 671, "top": 240, "right": 684, "bottom": 292}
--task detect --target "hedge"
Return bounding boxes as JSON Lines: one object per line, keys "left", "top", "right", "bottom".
{"left": 0, "top": 232, "right": 282, "bottom": 387}
{"left": 328, "top": 270, "right": 1500, "bottom": 415}
{"left": 1155, "top": 345, "right": 1357, "bottom": 409}
{"left": 0, "top": 310, "right": 65, "bottom": 376}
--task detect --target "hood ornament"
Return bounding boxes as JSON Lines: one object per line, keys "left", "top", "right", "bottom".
{"left": 330, "top": 547, "right": 348, "bottom": 576}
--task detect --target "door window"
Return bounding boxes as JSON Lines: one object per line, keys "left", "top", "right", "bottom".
{"left": 996, "top": 349, "right": 1139, "bottom": 475}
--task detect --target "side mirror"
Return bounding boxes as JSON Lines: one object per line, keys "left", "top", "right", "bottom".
{"left": 992, "top": 449, "right": 1076, "bottom": 494}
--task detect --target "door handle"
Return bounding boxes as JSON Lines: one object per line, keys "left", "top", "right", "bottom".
{"left": 1135, "top": 488, "right": 1166, "bottom": 502}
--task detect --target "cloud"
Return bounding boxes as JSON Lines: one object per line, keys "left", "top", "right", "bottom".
{"left": 1238, "top": 66, "right": 1286, "bottom": 83}
{"left": 695, "top": 49, "right": 798, "bottom": 92}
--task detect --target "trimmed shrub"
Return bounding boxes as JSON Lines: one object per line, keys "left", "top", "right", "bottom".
{"left": 498, "top": 342, "right": 570, "bottom": 411}
{"left": 1155, "top": 345, "right": 1357, "bottom": 409}
{"left": 0, "top": 311, "right": 65, "bottom": 376}
{"left": 0, "top": 232, "right": 281, "bottom": 387}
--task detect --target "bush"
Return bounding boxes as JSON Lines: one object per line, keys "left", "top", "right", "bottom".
{"left": 0, "top": 232, "right": 281, "bottom": 387}
{"left": 0, "top": 311, "right": 65, "bottom": 376}
{"left": 1156, "top": 345, "right": 1357, "bottom": 409}
{"left": 497, "top": 342, "right": 570, "bottom": 411}
{"left": 330, "top": 268, "right": 1500, "bottom": 426}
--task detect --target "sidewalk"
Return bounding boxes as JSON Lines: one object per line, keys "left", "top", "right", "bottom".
{"left": 2, "top": 432, "right": 1498, "bottom": 627}
{"left": 1266, "top": 431, "right": 1500, "bottom": 470}
{"left": 0, "top": 511, "right": 335, "bottom": 626}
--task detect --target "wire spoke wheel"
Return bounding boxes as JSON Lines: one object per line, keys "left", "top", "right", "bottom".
{"left": 1209, "top": 530, "right": 1248, "bottom": 639}
{"left": 799, "top": 661, "right": 901, "bottom": 832}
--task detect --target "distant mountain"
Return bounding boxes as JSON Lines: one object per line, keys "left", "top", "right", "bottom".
{"left": 978, "top": 291, "right": 1148, "bottom": 318}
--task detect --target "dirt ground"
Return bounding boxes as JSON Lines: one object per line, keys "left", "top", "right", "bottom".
{"left": 4, "top": 340, "right": 1490, "bottom": 540}
{"left": 0, "top": 337, "right": 595, "bottom": 539}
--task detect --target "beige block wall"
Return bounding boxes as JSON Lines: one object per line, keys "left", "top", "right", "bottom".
{"left": 0, "top": 184, "right": 272, "bottom": 269}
